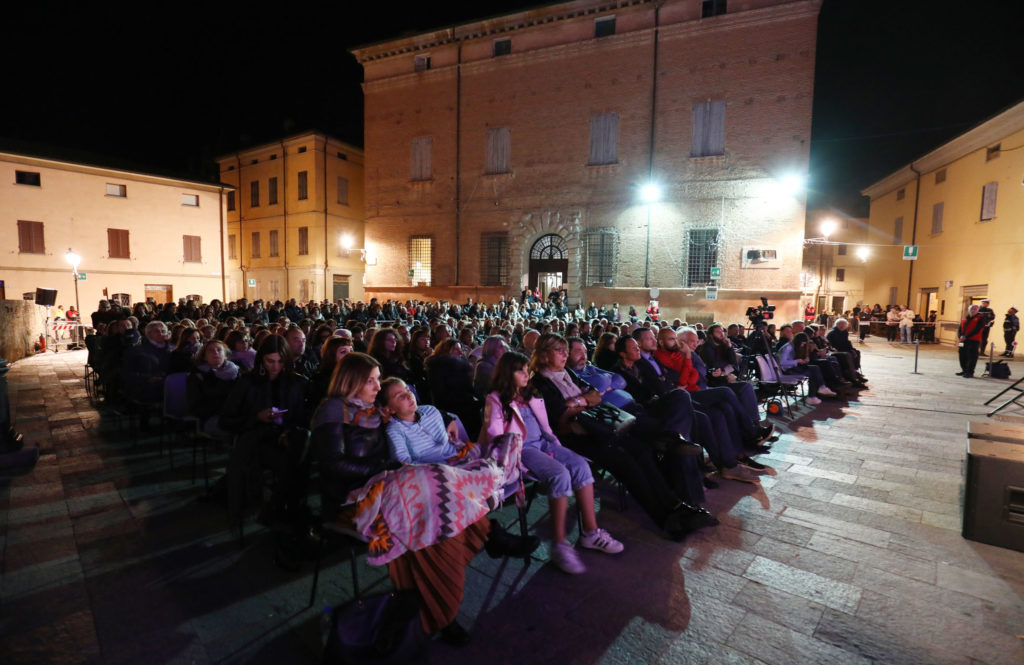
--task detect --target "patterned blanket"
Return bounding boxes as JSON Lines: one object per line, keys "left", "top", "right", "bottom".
{"left": 347, "top": 433, "right": 523, "bottom": 565}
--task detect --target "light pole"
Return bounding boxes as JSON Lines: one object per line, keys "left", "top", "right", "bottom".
{"left": 640, "top": 183, "right": 661, "bottom": 289}
{"left": 64, "top": 249, "right": 81, "bottom": 347}
{"left": 815, "top": 219, "right": 837, "bottom": 318}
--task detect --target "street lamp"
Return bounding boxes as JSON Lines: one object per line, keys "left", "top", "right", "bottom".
{"left": 814, "top": 219, "right": 838, "bottom": 319}
{"left": 64, "top": 249, "right": 81, "bottom": 347}
{"left": 856, "top": 247, "right": 870, "bottom": 262}
{"left": 639, "top": 182, "right": 662, "bottom": 288}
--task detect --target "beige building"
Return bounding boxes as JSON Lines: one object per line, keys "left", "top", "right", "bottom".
{"left": 352, "top": 0, "right": 821, "bottom": 322}
{"left": 860, "top": 99, "right": 1024, "bottom": 344}
{"left": 801, "top": 209, "right": 870, "bottom": 316}
{"left": 1, "top": 151, "right": 229, "bottom": 309}
{"left": 216, "top": 133, "right": 366, "bottom": 304}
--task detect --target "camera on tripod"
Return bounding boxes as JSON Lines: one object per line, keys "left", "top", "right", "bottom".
{"left": 746, "top": 297, "right": 776, "bottom": 327}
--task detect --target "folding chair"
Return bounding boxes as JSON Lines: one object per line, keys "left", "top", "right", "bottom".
{"left": 753, "top": 355, "right": 807, "bottom": 418}
{"left": 162, "top": 372, "right": 198, "bottom": 469}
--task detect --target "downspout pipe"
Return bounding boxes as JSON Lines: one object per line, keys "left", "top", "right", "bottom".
{"left": 907, "top": 164, "right": 921, "bottom": 308}
{"left": 643, "top": 2, "right": 661, "bottom": 290}
{"left": 219, "top": 185, "right": 226, "bottom": 302}
{"left": 282, "top": 140, "right": 289, "bottom": 301}
{"left": 454, "top": 30, "right": 463, "bottom": 286}
{"left": 324, "top": 140, "right": 329, "bottom": 301}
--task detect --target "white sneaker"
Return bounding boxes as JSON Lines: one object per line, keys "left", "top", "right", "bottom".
{"left": 579, "top": 528, "right": 624, "bottom": 554}
{"left": 551, "top": 541, "right": 586, "bottom": 574}
{"left": 818, "top": 387, "right": 837, "bottom": 397}
{"left": 805, "top": 396, "right": 822, "bottom": 405}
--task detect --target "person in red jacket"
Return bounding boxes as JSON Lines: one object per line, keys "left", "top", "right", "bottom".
{"left": 958, "top": 305, "right": 986, "bottom": 378}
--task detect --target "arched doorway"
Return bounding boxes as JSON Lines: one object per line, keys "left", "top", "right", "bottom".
{"left": 529, "top": 233, "right": 568, "bottom": 300}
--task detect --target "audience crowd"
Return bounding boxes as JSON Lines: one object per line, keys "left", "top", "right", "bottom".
{"left": 83, "top": 293, "right": 871, "bottom": 645}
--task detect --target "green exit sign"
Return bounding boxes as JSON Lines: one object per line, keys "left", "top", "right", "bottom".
{"left": 710, "top": 267, "right": 721, "bottom": 279}
{"left": 76, "top": 272, "right": 87, "bottom": 281}
{"left": 903, "top": 245, "right": 919, "bottom": 260}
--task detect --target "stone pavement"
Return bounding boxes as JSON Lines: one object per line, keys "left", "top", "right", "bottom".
{"left": 1, "top": 342, "right": 1023, "bottom": 664}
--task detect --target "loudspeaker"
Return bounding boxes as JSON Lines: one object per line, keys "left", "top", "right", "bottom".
{"left": 962, "top": 438, "right": 1024, "bottom": 552}
{"left": 35, "top": 288, "right": 57, "bottom": 307}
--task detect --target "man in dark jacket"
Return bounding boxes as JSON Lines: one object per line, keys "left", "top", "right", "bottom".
{"left": 958, "top": 305, "right": 986, "bottom": 378}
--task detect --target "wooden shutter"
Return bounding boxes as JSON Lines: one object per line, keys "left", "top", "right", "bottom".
{"left": 108, "top": 228, "right": 129, "bottom": 258}
{"left": 18, "top": 220, "right": 45, "bottom": 254}
{"left": 183, "top": 235, "right": 201, "bottom": 262}
{"left": 228, "top": 234, "right": 237, "bottom": 259}
{"left": 297, "top": 171, "right": 309, "bottom": 200}
{"left": 269, "top": 230, "right": 279, "bottom": 257}
{"left": 411, "top": 137, "right": 433, "bottom": 180}
{"left": 337, "top": 176, "right": 349, "bottom": 204}
{"left": 486, "top": 128, "right": 510, "bottom": 174}
{"left": 589, "top": 113, "right": 618, "bottom": 165}
{"left": 691, "top": 101, "right": 725, "bottom": 157}
{"left": 298, "top": 227, "right": 309, "bottom": 255}
{"left": 931, "top": 202, "right": 944, "bottom": 234}
{"left": 981, "top": 182, "right": 998, "bottom": 220}
{"left": 251, "top": 231, "right": 261, "bottom": 258}
{"left": 892, "top": 217, "right": 903, "bottom": 244}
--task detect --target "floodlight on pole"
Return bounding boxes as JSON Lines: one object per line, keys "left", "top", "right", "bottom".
{"left": 820, "top": 218, "right": 838, "bottom": 239}
{"left": 64, "top": 248, "right": 82, "bottom": 346}
{"left": 856, "top": 247, "right": 870, "bottom": 262}
{"left": 640, "top": 183, "right": 662, "bottom": 204}
{"left": 638, "top": 182, "right": 662, "bottom": 288}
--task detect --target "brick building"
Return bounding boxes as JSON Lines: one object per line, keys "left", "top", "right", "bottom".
{"left": 216, "top": 132, "right": 366, "bottom": 304}
{"left": 352, "top": 0, "right": 820, "bottom": 321}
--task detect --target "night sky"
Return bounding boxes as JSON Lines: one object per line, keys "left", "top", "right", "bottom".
{"left": 3, "top": 1, "right": 1022, "bottom": 217}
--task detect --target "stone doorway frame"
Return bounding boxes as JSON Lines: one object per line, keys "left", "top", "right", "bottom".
{"left": 509, "top": 209, "right": 583, "bottom": 304}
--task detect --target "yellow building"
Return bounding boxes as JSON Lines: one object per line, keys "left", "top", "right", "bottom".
{"left": 1, "top": 151, "right": 229, "bottom": 308}
{"left": 216, "top": 133, "right": 366, "bottom": 304}
{"left": 860, "top": 100, "right": 1024, "bottom": 343}
{"left": 801, "top": 209, "right": 869, "bottom": 316}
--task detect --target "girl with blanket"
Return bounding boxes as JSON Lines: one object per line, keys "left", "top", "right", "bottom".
{"left": 482, "top": 352, "right": 624, "bottom": 575}
{"left": 310, "top": 353, "right": 537, "bottom": 646}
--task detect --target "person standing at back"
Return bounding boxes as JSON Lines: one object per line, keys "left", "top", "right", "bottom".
{"left": 957, "top": 305, "right": 986, "bottom": 378}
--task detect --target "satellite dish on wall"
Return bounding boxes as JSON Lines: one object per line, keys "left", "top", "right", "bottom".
{"left": 649, "top": 287, "right": 660, "bottom": 299}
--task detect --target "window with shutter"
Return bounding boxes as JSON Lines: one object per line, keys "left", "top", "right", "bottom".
{"left": 485, "top": 127, "right": 511, "bottom": 174}
{"left": 690, "top": 101, "right": 725, "bottom": 157}
{"left": 297, "top": 171, "right": 309, "bottom": 200}
{"left": 595, "top": 17, "right": 616, "bottom": 37}
{"left": 588, "top": 113, "right": 618, "bottom": 165}
{"left": 931, "top": 202, "right": 944, "bottom": 234}
{"left": 585, "top": 229, "right": 617, "bottom": 286}
{"left": 269, "top": 230, "right": 280, "bottom": 257}
{"left": 411, "top": 137, "right": 433, "bottom": 181}
{"left": 836, "top": 268, "right": 845, "bottom": 282}
{"left": 106, "top": 183, "right": 126, "bottom": 197}
{"left": 337, "top": 176, "right": 349, "bottom": 205}
{"left": 250, "top": 181, "right": 260, "bottom": 207}
{"left": 183, "top": 235, "right": 202, "bottom": 262}
{"left": 980, "top": 182, "right": 998, "bottom": 220}
{"left": 251, "top": 231, "right": 261, "bottom": 258}
{"left": 228, "top": 234, "right": 237, "bottom": 260}
{"left": 298, "top": 227, "right": 309, "bottom": 255}
{"left": 268, "top": 177, "right": 278, "bottom": 205}
{"left": 107, "top": 228, "right": 130, "bottom": 258}
{"left": 227, "top": 191, "right": 236, "bottom": 211}
{"left": 181, "top": 194, "right": 199, "bottom": 206}
{"left": 17, "top": 220, "right": 45, "bottom": 254}
{"left": 893, "top": 217, "right": 903, "bottom": 244}
{"left": 837, "top": 244, "right": 847, "bottom": 256}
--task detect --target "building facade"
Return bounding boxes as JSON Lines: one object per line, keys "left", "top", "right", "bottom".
{"left": 216, "top": 133, "right": 366, "bottom": 304}
{"left": 860, "top": 100, "right": 1024, "bottom": 344}
{"left": 1, "top": 151, "right": 229, "bottom": 309}
{"left": 352, "top": 0, "right": 820, "bottom": 321}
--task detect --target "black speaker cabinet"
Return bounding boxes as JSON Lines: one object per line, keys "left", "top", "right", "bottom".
{"left": 963, "top": 439, "right": 1024, "bottom": 552}
{"left": 35, "top": 288, "right": 57, "bottom": 307}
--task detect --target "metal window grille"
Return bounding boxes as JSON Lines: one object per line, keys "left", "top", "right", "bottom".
{"left": 409, "top": 236, "right": 433, "bottom": 285}
{"left": 530, "top": 234, "right": 567, "bottom": 260}
{"left": 297, "top": 171, "right": 308, "bottom": 200}
{"left": 411, "top": 137, "right": 433, "bottom": 181}
{"left": 690, "top": 101, "right": 725, "bottom": 157}
{"left": 585, "top": 229, "right": 617, "bottom": 286}
{"left": 298, "top": 227, "right": 309, "bottom": 255}
{"left": 931, "top": 202, "right": 944, "bottom": 234}
{"left": 269, "top": 230, "right": 279, "bottom": 257}
{"left": 981, "top": 182, "right": 998, "bottom": 220}
{"left": 480, "top": 233, "right": 509, "bottom": 286}
{"left": 588, "top": 113, "right": 618, "bottom": 165}
{"left": 485, "top": 128, "right": 510, "bottom": 174}
{"left": 493, "top": 39, "right": 511, "bottom": 56}
{"left": 893, "top": 216, "right": 903, "bottom": 244}
{"left": 686, "top": 229, "right": 718, "bottom": 287}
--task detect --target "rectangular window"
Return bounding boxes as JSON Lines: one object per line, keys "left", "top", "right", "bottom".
{"left": 588, "top": 113, "right": 619, "bottom": 165}
{"left": 251, "top": 231, "right": 261, "bottom": 258}
{"left": 15, "top": 170, "right": 40, "bottom": 186}
{"left": 480, "top": 233, "right": 509, "bottom": 286}
{"left": 106, "top": 183, "right": 126, "bottom": 197}
{"left": 250, "top": 181, "right": 260, "bottom": 207}
{"left": 297, "top": 146, "right": 307, "bottom": 154}
{"left": 227, "top": 191, "right": 236, "bottom": 211}
{"left": 595, "top": 17, "right": 616, "bottom": 38}
{"left": 893, "top": 216, "right": 903, "bottom": 244}
{"left": 686, "top": 229, "right": 719, "bottom": 287}
{"left": 931, "top": 202, "right": 944, "bottom": 234}
{"left": 986, "top": 144, "right": 1001, "bottom": 161}
{"left": 17, "top": 220, "right": 45, "bottom": 254}
{"left": 183, "top": 235, "right": 202, "bottom": 262}
{"left": 337, "top": 176, "right": 349, "bottom": 205}
{"left": 181, "top": 194, "right": 199, "bottom": 206}
{"left": 269, "top": 229, "right": 280, "bottom": 257}
{"left": 297, "top": 171, "right": 309, "bottom": 200}
{"left": 228, "top": 234, "right": 237, "bottom": 260}
{"left": 411, "top": 136, "right": 433, "bottom": 181}
{"left": 836, "top": 268, "right": 846, "bottom": 282}
{"left": 896, "top": 188, "right": 906, "bottom": 201}
{"left": 107, "top": 228, "right": 130, "bottom": 258}
{"left": 414, "top": 54, "right": 431, "bottom": 72}
{"left": 837, "top": 244, "right": 847, "bottom": 256}
{"left": 586, "top": 229, "right": 617, "bottom": 286}
{"left": 268, "top": 177, "right": 278, "bottom": 205}
{"left": 493, "top": 39, "right": 511, "bottom": 57}
{"left": 981, "top": 182, "right": 998, "bottom": 220}
{"left": 691, "top": 100, "right": 726, "bottom": 157}
{"left": 485, "top": 127, "right": 511, "bottom": 174}
{"left": 702, "top": 0, "right": 727, "bottom": 17}
{"left": 409, "top": 236, "right": 433, "bottom": 286}
{"left": 298, "top": 226, "right": 309, "bottom": 255}
{"left": 935, "top": 169, "right": 946, "bottom": 184}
